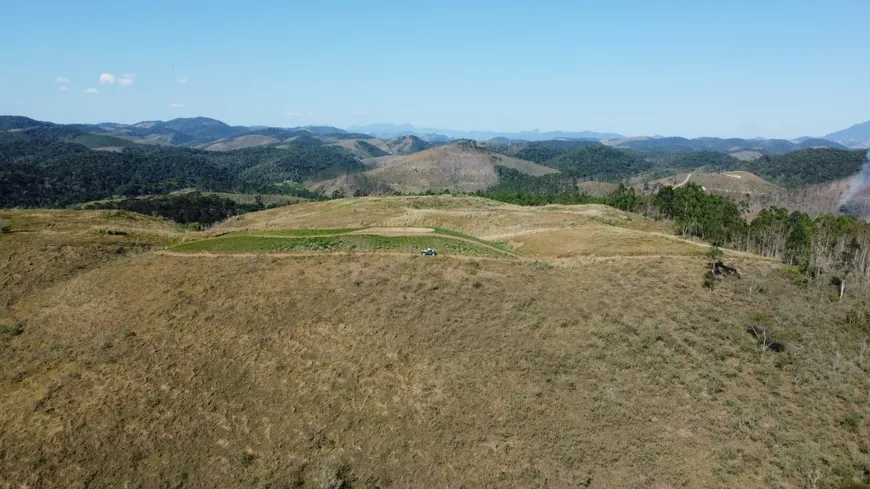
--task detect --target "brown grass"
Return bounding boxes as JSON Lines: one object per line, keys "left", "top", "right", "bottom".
{"left": 312, "top": 145, "right": 557, "bottom": 194}
{"left": 0, "top": 209, "right": 181, "bottom": 315}
{"left": 2, "top": 199, "right": 870, "bottom": 488}
{"left": 651, "top": 171, "right": 781, "bottom": 196}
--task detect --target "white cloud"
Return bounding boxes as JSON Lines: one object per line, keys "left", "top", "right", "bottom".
{"left": 84, "top": 88, "right": 99, "bottom": 94}
{"left": 56, "top": 76, "right": 69, "bottom": 84}
{"left": 99, "top": 73, "right": 116, "bottom": 84}
{"left": 177, "top": 78, "right": 188, "bottom": 85}
{"left": 286, "top": 111, "right": 302, "bottom": 117}
{"left": 59, "top": 86, "right": 68, "bottom": 92}
{"left": 170, "top": 103, "right": 184, "bottom": 109}
{"left": 117, "top": 73, "right": 135, "bottom": 86}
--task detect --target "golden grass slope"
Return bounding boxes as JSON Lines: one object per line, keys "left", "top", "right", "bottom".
{"left": 0, "top": 210, "right": 182, "bottom": 315}
{"left": 653, "top": 171, "right": 781, "bottom": 196}
{"left": 312, "top": 145, "right": 558, "bottom": 194}
{"left": 2, "top": 197, "right": 870, "bottom": 488}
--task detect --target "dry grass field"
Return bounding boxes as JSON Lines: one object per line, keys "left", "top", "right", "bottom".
{"left": 651, "top": 171, "right": 781, "bottom": 196}
{"left": 2, "top": 197, "right": 870, "bottom": 489}
{"left": 311, "top": 145, "right": 557, "bottom": 194}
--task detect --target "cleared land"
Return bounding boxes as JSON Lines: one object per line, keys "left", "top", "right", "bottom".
{"left": 2, "top": 196, "right": 870, "bottom": 488}
{"left": 312, "top": 145, "right": 557, "bottom": 194}
{"left": 652, "top": 171, "right": 781, "bottom": 196}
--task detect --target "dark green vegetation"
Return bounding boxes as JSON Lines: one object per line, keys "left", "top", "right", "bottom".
{"left": 80, "top": 192, "right": 275, "bottom": 226}
{"left": 485, "top": 141, "right": 865, "bottom": 188}
{"left": 238, "top": 228, "right": 364, "bottom": 236}
{"left": 0, "top": 139, "right": 358, "bottom": 207}
{"left": 0, "top": 125, "right": 136, "bottom": 149}
{"left": 735, "top": 149, "right": 868, "bottom": 187}
{"left": 354, "top": 140, "right": 388, "bottom": 157}
{"left": 170, "top": 234, "right": 507, "bottom": 257}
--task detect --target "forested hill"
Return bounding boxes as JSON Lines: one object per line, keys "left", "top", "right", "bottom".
{"left": 0, "top": 139, "right": 363, "bottom": 207}
{"left": 482, "top": 143, "right": 867, "bottom": 188}
{"left": 1, "top": 123, "right": 866, "bottom": 209}
{"left": 732, "top": 149, "right": 868, "bottom": 187}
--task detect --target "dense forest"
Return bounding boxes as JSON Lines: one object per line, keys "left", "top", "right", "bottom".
{"left": 482, "top": 140, "right": 866, "bottom": 188}
{"left": 733, "top": 149, "right": 868, "bottom": 186}
{"left": 0, "top": 139, "right": 359, "bottom": 207}
{"left": 81, "top": 192, "right": 275, "bottom": 226}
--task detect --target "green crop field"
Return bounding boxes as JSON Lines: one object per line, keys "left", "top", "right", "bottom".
{"left": 170, "top": 234, "right": 510, "bottom": 257}
{"left": 236, "top": 228, "right": 365, "bottom": 237}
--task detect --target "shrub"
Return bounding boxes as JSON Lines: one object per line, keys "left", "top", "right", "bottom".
{"left": 316, "top": 460, "right": 350, "bottom": 489}
{"left": 703, "top": 271, "right": 718, "bottom": 291}
{"left": 96, "top": 228, "right": 128, "bottom": 236}
{"left": 705, "top": 244, "right": 724, "bottom": 262}
{"left": 238, "top": 452, "right": 255, "bottom": 467}
{"left": 842, "top": 413, "right": 862, "bottom": 431}
{"left": 0, "top": 218, "right": 11, "bottom": 234}
{"left": 745, "top": 324, "right": 786, "bottom": 353}
{"left": 0, "top": 323, "right": 23, "bottom": 337}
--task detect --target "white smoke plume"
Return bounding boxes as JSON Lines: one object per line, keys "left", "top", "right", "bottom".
{"left": 840, "top": 150, "right": 870, "bottom": 205}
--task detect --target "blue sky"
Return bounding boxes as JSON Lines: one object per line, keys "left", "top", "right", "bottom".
{"left": 0, "top": 0, "right": 868, "bottom": 138}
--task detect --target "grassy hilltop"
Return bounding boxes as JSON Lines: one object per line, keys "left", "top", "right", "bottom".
{"left": 1, "top": 196, "right": 870, "bottom": 489}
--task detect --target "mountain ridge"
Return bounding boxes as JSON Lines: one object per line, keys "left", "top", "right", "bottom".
{"left": 824, "top": 120, "right": 870, "bottom": 149}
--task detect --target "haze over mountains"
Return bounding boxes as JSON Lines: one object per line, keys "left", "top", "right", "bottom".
{"left": 825, "top": 120, "right": 870, "bottom": 149}
{"left": 3, "top": 114, "right": 866, "bottom": 151}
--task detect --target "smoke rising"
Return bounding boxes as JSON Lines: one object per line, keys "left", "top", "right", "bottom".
{"left": 840, "top": 150, "right": 870, "bottom": 205}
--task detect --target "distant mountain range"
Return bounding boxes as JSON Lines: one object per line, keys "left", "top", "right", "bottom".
{"left": 824, "top": 120, "right": 870, "bottom": 149}
{"left": 1, "top": 115, "right": 867, "bottom": 154}
{"left": 348, "top": 123, "right": 622, "bottom": 142}
{"left": 601, "top": 136, "right": 847, "bottom": 154}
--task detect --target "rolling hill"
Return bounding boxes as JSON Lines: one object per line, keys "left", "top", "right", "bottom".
{"left": 311, "top": 143, "right": 559, "bottom": 194}
{"left": 384, "top": 135, "right": 432, "bottom": 155}
{"left": 349, "top": 123, "right": 622, "bottom": 141}
{"left": 603, "top": 136, "right": 846, "bottom": 154}
{"left": 651, "top": 171, "right": 781, "bottom": 196}
{"left": 0, "top": 125, "right": 136, "bottom": 149}
{"left": 2, "top": 196, "right": 870, "bottom": 488}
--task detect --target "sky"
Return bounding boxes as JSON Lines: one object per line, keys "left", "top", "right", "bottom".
{"left": 0, "top": 0, "right": 868, "bottom": 139}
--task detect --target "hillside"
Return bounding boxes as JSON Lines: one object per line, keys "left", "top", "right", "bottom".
{"left": 734, "top": 148, "right": 868, "bottom": 187}
{"left": 603, "top": 136, "right": 846, "bottom": 154}
{"left": 2, "top": 196, "right": 870, "bottom": 488}
{"left": 312, "top": 144, "right": 559, "bottom": 194}
{"left": 384, "top": 135, "right": 432, "bottom": 155}
{"left": 652, "top": 171, "right": 781, "bottom": 196}
{"left": 546, "top": 145, "right": 653, "bottom": 182}
{"left": 333, "top": 139, "right": 390, "bottom": 159}
{"left": 825, "top": 120, "right": 870, "bottom": 149}
{"left": 0, "top": 140, "right": 362, "bottom": 207}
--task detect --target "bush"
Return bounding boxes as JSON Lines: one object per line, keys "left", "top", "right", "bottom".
{"left": 316, "top": 460, "right": 350, "bottom": 489}
{"left": 703, "top": 271, "right": 718, "bottom": 291}
{"left": 0, "top": 323, "right": 23, "bottom": 336}
{"left": 0, "top": 218, "right": 11, "bottom": 233}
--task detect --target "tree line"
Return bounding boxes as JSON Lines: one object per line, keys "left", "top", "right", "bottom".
{"left": 0, "top": 139, "right": 361, "bottom": 207}
{"left": 482, "top": 180, "right": 870, "bottom": 283}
